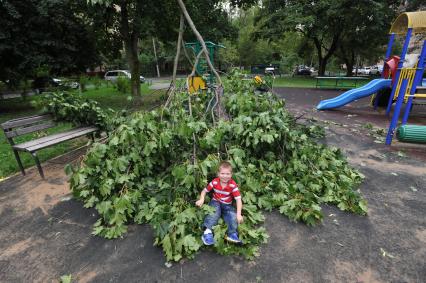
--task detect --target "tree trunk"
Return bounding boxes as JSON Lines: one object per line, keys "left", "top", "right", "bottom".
{"left": 120, "top": 0, "right": 141, "bottom": 97}
{"left": 313, "top": 33, "right": 340, "bottom": 76}
{"left": 318, "top": 58, "right": 327, "bottom": 76}
{"left": 130, "top": 34, "right": 141, "bottom": 96}
{"left": 336, "top": 45, "right": 355, "bottom": 77}
{"left": 152, "top": 37, "right": 161, "bottom": 78}
{"left": 172, "top": 14, "right": 185, "bottom": 85}
{"left": 343, "top": 50, "right": 355, "bottom": 77}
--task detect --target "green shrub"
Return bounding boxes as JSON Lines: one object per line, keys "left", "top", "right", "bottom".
{"left": 79, "top": 76, "right": 90, "bottom": 92}
{"left": 92, "top": 77, "right": 103, "bottom": 90}
{"left": 115, "top": 77, "right": 130, "bottom": 94}
{"left": 34, "top": 91, "right": 119, "bottom": 132}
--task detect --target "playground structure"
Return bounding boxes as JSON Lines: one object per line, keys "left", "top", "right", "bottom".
{"left": 184, "top": 41, "right": 224, "bottom": 93}
{"left": 316, "top": 11, "right": 426, "bottom": 145}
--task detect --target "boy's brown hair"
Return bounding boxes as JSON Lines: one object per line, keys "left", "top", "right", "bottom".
{"left": 218, "top": 161, "right": 233, "bottom": 172}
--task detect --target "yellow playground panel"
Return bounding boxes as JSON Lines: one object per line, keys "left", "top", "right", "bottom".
{"left": 389, "top": 11, "right": 426, "bottom": 34}
{"left": 187, "top": 76, "right": 206, "bottom": 94}
{"left": 389, "top": 11, "right": 426, "bottom": 102}
{"left": 393, "top": 68, "right": 416, "bottom": 102}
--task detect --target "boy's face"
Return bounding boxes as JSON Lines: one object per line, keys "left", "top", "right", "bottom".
{"left": 218, "top": 167, "right": 232, "bottom": 183}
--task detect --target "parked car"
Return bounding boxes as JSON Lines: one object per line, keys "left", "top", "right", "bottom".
{"left": 359, "top": 67, "right": 371, "bottom": 75}
{"left": 104, "top": 70, "right": 145, "bottom": 83}
{"left": 32, "top": 76, "right": 79, "bottom": 93}
{"left": 264, "top": 67, "right": 276, "bottom": 76}
{"left": 294, "top": 65, "right": 312, "bottom": 76}
{"left": 370, "top": 66, "right": 382, "bottom": 76}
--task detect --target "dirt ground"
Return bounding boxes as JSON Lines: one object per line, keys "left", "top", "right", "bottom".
{"left": 0, "top": 87, "right": 425, "bottom": 283}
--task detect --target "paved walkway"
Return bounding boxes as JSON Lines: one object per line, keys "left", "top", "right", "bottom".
{"left": 0, "top": 88, "right": 425, "bottom": 282}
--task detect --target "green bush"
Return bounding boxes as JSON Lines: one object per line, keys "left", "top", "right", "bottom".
{"left": 79, "top": 76, "right": 90, "bottom": 92}
{"left": 92, "top": 77, "right": 103, "bottom": 90}
{"left": 115, "top": 77, "right": 130, "bottom": 94}
{"left": 34, "top": 91, "right": 118, "bottom": 132}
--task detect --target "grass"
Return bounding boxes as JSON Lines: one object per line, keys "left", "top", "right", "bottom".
{"left": 273, "top": 76, "right": 317, "bottom": 88}
{"left": 0, "top": 82, "right": 165, "bottom": 179}
{"left": 273, "top": 76, "right": 372, "bottom": 88}
{"left": 78, "top": 83, "right": 164, "bottom": 111}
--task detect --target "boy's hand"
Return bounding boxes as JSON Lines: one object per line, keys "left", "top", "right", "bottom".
{"left": 195, "top": 199, "right": 204, "bottom": 207}
{"left": 237, "top": 214, "right": 243, "bottom": 224}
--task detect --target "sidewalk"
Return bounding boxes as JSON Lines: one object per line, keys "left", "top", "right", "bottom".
{"left": 0, "top": 88, "right": 425, "bottom": 282}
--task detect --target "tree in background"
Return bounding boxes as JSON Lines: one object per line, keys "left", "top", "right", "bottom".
{"left": 0, "top": 0, "right": 99, "bottom": 88}
{"left": 404, "top": 0, "right": 426, "bottom": 11}
{"left": 335, "top": 0, "right": 397, "bottom": 76}
{"left": 219, "top": 7, "right": 305, "bottom": 73}
{"left": 256, "top": 0, "right": 399, "bottom": 76}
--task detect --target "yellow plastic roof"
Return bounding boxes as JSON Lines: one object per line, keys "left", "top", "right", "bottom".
{"left": 389, "top": 11, "right": 426, "bottom": 35}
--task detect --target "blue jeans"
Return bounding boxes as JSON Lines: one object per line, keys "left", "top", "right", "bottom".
{"left": 203, "top": 200, "right": 238, "bottom": 235}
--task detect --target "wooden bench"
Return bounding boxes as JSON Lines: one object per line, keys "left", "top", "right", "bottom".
{"left": 315, "top": 76, "right": 370, "bottom": 89}
{"left": 1, "top": 114, "right": 98, "bottom": 178}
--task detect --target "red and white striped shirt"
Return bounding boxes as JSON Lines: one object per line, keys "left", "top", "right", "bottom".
{"left": 204, "top": 177, "right": 241, "bottom": 204}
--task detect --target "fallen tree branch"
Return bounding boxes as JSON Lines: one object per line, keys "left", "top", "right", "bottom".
{"left": 176, "top": 0, "right": 222, "bottom": 86}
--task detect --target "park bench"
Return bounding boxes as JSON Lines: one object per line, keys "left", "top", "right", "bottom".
{"left": 315, "top": 76, "right": 369, "bottom": 89}
{"left": 1, "top": 114, "right": 98, "bottom": 179}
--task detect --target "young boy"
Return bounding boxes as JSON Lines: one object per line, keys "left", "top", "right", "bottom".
{"left": 195, "top": 161, "right": 243, "bottom": 245}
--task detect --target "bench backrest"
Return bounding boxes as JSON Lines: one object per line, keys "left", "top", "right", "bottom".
{"left": 1, "top": 114, "right": 56, "bottom": 140}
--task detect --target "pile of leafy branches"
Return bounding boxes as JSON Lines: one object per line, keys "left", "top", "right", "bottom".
{"left": 67, "top": 71, "right": 367, "bottom": 261}
{"left": 34, "top": 92, "right": 121, "bottom": 132}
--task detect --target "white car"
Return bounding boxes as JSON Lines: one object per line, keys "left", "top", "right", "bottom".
{"left": 104, "top": 70, "right": 145, "bottom": 83}
{"left": 265, "top": 67, "right": 276, "bottom": 75}
{"left": 359, "top": 67, "right": 371, "bottom": 75}
{"left": 369, "top": 66, "right": 381, "bottom": 76}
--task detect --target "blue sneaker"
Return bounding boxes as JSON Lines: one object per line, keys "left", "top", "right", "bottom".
{"left": 202, "top": 232, "right": 215, "bottom": 245}
{"left": 225, "top": 232, "right": 242, "bottom": 244}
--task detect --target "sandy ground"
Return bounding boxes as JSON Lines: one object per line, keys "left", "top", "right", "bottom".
{"left": 0, "top": 87, "right": 425, "bottom": 283}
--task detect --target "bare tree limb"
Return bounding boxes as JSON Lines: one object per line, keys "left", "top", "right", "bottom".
{"left": 176, "top": 0, "right": 223, "bottom": 86}
{"left": 172, "top": 13, "right": 185, "bottom": 85}
{"left": 181, "top": 39, "right": 193, "bottom": 66}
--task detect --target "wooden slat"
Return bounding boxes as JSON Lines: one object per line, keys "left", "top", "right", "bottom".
{"left": 4, "top": 121, "right": 56, "bottom": 138}
{"left": 1, "top": 114, "right": 52, "bottom": 129}
{"left": 13, "top": 127, "right": 92, "bottom": 149}
{"left": 13, "top": 127, "right": 98, "bottom": 152}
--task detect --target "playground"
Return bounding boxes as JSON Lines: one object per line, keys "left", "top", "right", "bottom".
{"left": 317, "top": 11, "right": 426, "bottom": 146}
{"left": 1, "top": 5, "right": 426, "bottom": 283}
{"left": 0, "top": 85, "right": 425, "bottom": 282}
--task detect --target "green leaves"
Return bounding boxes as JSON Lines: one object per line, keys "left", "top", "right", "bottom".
{"left": 37, "top": 92, "right": 117, "bottom": 132}
{"left": 69, "top": 71, "right": 366, "bottom": 262}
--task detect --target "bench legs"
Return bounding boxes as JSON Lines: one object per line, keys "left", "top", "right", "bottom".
{"left": 13, "top": 150, "right": 25, "bottom": 176}
{"left": 31, "top": 152, "right": 45, "bottom": 179}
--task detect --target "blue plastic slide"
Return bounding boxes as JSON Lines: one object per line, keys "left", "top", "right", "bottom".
{"left": 317, "top": 79, "right": 392, "bottom": 110}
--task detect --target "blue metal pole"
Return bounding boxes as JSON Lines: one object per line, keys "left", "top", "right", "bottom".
{"left": 374, "top": 33, "right": 395, "bottom": 110}
{"left": 401, "top": 40, "right": 426, "bottom": 125}
{"left": 386, "top": 28, "right": 413, "bottom": 115}
{"left": 386, "top": 79, "right": 408, "bottom": 145}
{"left": 382, "top": 33, "right": 396, "bottom": 78}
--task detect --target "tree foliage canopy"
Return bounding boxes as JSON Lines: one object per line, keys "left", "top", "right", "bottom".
{"left": 0, "top": 0, "right": 100, "bottom": 86}
{"left": 255, "top": 0, "right": 398, "bottom": 74}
